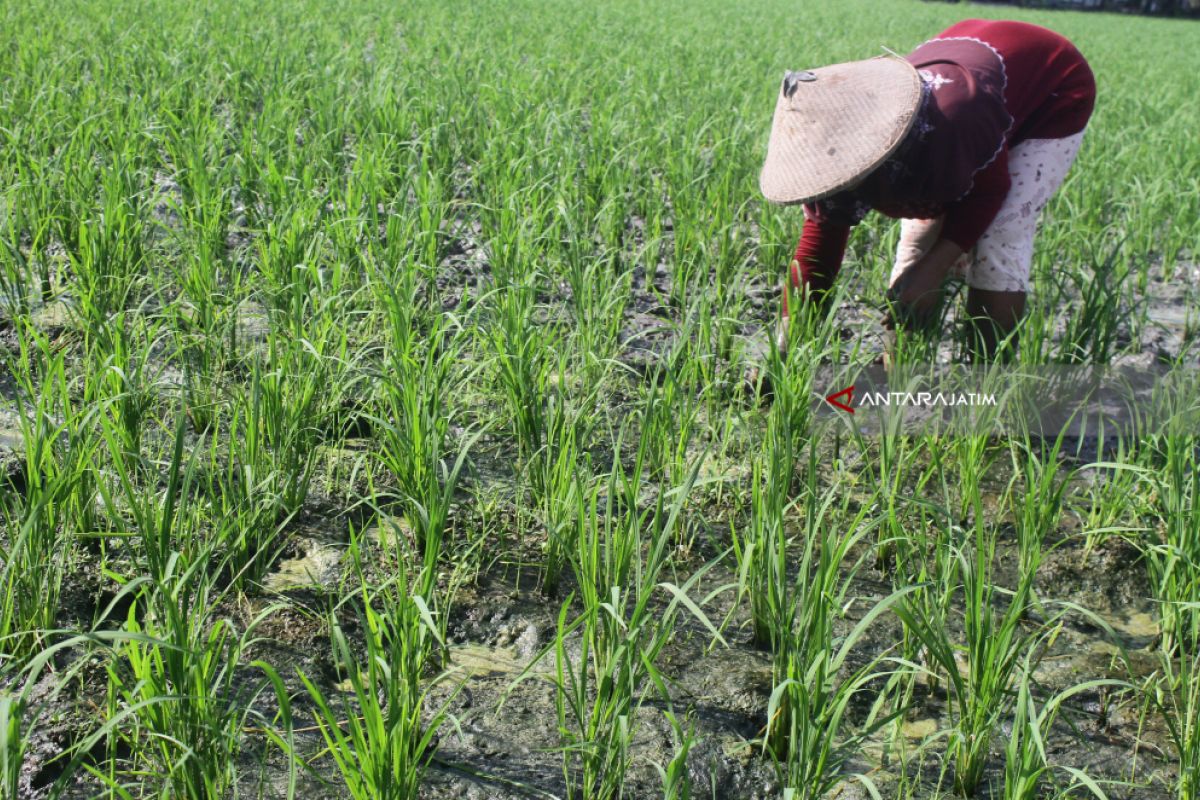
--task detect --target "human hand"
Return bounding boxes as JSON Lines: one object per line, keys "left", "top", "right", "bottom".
{"left": 886, "top": 272, "right": 941, "bottom": 331}
{"left": 884, "top": 239, "right": 962, "bottom": 332}
{"left": 775, "top": 263, "right": 800, "bottom": 358}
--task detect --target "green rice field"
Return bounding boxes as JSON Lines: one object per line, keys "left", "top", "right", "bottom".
{"left": 1, "top": 0, "right": 1199, "bottom": 797}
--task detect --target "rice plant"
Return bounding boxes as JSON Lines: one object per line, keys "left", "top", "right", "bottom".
{"left": 553, "top": 223, "right": 629, "bottom": 389}
{"left": 100, "top": 555, "right": 281, "bottom": 798}
{"left": 97, "top": 411, "right": 200, "bottom": 581}
{"left": 879, "top": 440, "right": 959, "bottom": 744}
{"left": 894, "top": 508, "right": 1054, "bottom": 797}
{"left": 537, "top": 388, "right": 587, "bottom": 597}
{"left": 733, "top": 301, "right": 821, "bottom": 648}
{"left": 1141, "top": 435, "right": 1200, "bottom": 800}
{"left": 1143, "top": 435, "right": 1200, "bottom": 658}
{"left": 0, "top": 679, "right": 27, "bottom": 800}
{"left": 652, "top": 707, "right": 698, "bottom": 800}
{"left": 1049, "top": 235, "right": 1132, "bottom": 364}
{"left": 0, "top": 636, "right": 109, "bottom": 799}
{"left": 761, "top": 449, "right": 908, "bottom": 800}
{"left": 735, "top": 441, "right": 791, "bottom": 650}
{"left": 85, "top": 311, "right": 164, "bottom": 467}
{"left": 292, "top": 542, "right": 453, "bottom": 800}
{"left": 371, "top": 270, "right": 475, "bottom": 594}
{"left": 1010, "top": 435, "right": 1075, "bottom": 600}
{"left": 68, "top": 150, "right": 148, "bottom": 327}
{"left": 539, "top": 405, "right": 719, "bottom": 800}
{"left": 488, "top": 271, "right": 556, "bottom": 468}
{"left": 1153, "top": 641, "right": 1200, "bottom": 800}
{"left": 0, "top": 489, "right": 72, "bottom": 666}
{"left": 1074, "top": 457, "right": 1148, "bottom": 554}
{"left": 1, "top": 326, "right": 105, "bottom": 664}
{"left": 1003, "top": 664, "right": 1124, "bottom": 800}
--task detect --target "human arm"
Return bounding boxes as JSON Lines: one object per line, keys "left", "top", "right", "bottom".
{"left": 790, "top": 215, "right": 851, "bottom": 303}
{"left": 777, "top": 214, "right": 852, "bottom": 355}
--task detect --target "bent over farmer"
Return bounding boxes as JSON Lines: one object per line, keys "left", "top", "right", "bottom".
{"left": 759, "top": 19, "right": 1095, "bottom": 360}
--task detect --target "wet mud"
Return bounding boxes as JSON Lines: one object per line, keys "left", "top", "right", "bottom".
{"left": 2, "top": 237, "right": 1197, "bottom": 798}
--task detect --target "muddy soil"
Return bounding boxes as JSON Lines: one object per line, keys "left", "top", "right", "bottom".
{"left": 209, "top": 504, "right": 1173, "bottom": 800}
{"left": 2, "top": 234, "right": 1197, "bottom": 798}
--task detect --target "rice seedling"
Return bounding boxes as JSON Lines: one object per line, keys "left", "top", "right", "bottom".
{"left": 862, "top": 415, "right": 937, "bottom": 574}
{"left": 549, "top": 594, "right": 634, "bottom": 800}
{"left": 487, "top": 270, "right": 557, "bottom": 469}
{"left": 876, "top": 434, "right": 990, "bottom": 739}
{"left": 96, "top": 409, "right": 199, "bottom": 581}
{"left": 1010, "top": 435, "right": 1075, "bottom": 596}
{"left": 484, "top": 269, "right": 596, "bottom": 582}
{"left": 1, "top": 327, "right": 107, "bottom": 665}
{"left": 0, "top": 487, "right": 72, "bottom": 668}
{"left": 1138, "top": 435, "right": 1200, "bottom": 800}
{"left": 1, "top": 636, "right": 111, "bottom": 800}
{"left": 370, "top": 270, "right": 475, "bottom": 594}
{"left": 951, "top": 433, "right": 999, "bottom": 528}
{"left": 69, "top": 152, "right": 148, "bottom": 328}
{"left": 894, "top": 506, "right": 1054, "bottom": 797}
{"left": 236, "top": 337, "right": 325, "bottom": 511}
{"left": 731, "top": 306, "right": 821, "bottom": 647}
{"left": 548, "top": 563, "right": 721, "bottom": 800}
{"left": 289, "top": 537, "right": 454, "bottom": 800}
{"left": 170, "top": 296, "right": 239, "bottom": 435}
{"left": 1151, "top": 641, "right": 1200, "bottom": 800}
{"left": 202, "top": 436, "right": 291, "bottom": 592}
{"left": 536, "top": 389, "right": 587, "bottom": 598}
{"left": 160, "top": 103, "right": 236, "bottom": 282}
{"left": 1045, "top": 235, "right": 1132, "bottom": 364}
{"left": 1073, "top": 456, "right": 1148, "bottom": 555}
{"left": 1003, "top": 663, "right": 1124, "bottom": 800}
{"left": 254, "top": 211, "right": 326, "bottom": 318}
{"left": 99, "top": 555, "right": 283, "bottom": 799}
{"left": 0, "top": 156, "right": 55, "bottom": 312}
{"left": 651, "top": 706, "right": 698, "bottom": 800}
{"left": 0, "top": 677, "right": 27, "bottom": 800}
{"left": 754, "top": 443, "right": 910, "bottom": 799}
{"left": 876, "top": 442, "right": 959, "bottom": 748}
{"left": 734, "top": 439, "right": 791, "bottom": 650}
{"left": 553, "top": 228, "right": 629, "bottom": 389}
{"left": 84, "top": 311, "right": 166, "bottom": 469}
{"left": 536, "top": 399, "right": 721, "bottom": 800}
{"left": 1142, "top": 435, "right": 1200, "bottom": 658}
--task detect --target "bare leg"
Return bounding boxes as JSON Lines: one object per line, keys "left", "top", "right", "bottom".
{"left": 965, "top": 288, "right": 1025, "bottom": 362}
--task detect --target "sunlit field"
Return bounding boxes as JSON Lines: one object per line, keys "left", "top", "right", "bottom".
{"left": 1, "top": 0, "right": 1198, "bottom": 798}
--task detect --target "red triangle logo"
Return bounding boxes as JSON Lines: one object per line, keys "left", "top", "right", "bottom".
{"left": 825, "top": 385, "right": 855, "bottom": 414}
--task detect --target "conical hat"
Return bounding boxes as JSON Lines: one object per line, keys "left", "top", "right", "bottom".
{"left": 759, "top": 57, "right": 922, "bottom": 205}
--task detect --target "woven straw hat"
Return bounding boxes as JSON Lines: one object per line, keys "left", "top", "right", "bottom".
{"left": 759, "top": 57, "right": 922, "bottom": 205}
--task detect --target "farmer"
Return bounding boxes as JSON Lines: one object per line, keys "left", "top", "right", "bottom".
{"left": 759, "top": 19, "right": 1095, "bottom": 361}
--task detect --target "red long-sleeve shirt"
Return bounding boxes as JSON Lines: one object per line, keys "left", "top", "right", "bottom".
{"left": 792, "top": 19, "right": 1096, "bottom": 297}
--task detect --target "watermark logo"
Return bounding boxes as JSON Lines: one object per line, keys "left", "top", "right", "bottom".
{"left": 813, "top": 362, "right": 1200, "bottom": 438}
{"left": 857, "top": 391, "right": 997, "bottom": 408}
{"left": 824, "top": 385, "right": 997, "bottom": 413}
{"left": 825, "top": 385, "right": 855, "bottom": 413}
